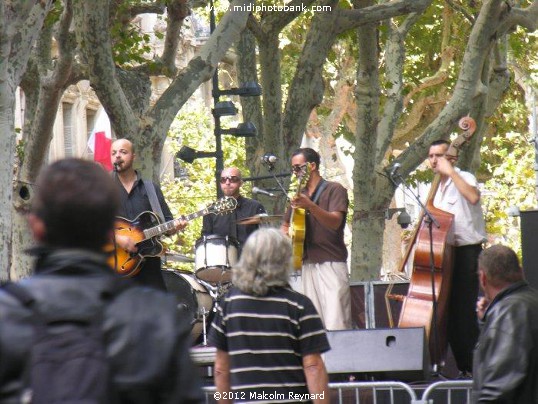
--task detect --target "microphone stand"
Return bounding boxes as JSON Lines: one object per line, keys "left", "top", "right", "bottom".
{"left": 263, "top": 162, "right": 289, "bottom": 199}
{"left": 389, "top": 171, "right": 442, "bottom": 376}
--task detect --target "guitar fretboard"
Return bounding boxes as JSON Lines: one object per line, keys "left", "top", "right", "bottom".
{"left": 142, "top": 208, "right": 209, "bottom": 240}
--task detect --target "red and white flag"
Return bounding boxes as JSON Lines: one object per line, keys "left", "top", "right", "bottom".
{"left": 87, "top": 108, "right": 113, "bottom": 171}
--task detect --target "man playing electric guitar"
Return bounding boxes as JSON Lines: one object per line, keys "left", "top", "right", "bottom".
{"left": 281, "top": 148, "right": 351, "bottom": 330}
{"left": 111, "top": 138, "right": 187, "bottom": 290}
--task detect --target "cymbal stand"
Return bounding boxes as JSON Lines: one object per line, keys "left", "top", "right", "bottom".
{"left": 199, "top": 306, "right": 210, "bottom": 346}
{"left": 196, "top": 278, "right": 230, "bottom": 304}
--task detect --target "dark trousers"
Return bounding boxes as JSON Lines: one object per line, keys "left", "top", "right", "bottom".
{"left": 448, "top": 244, "right": 482, "bottom": 372}
{"left": 133, "top": 257, "right": 167, "bottom": 291}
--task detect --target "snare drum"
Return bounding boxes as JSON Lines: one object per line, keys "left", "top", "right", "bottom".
{"left": 162, "top": 270, "right": 213, "bottom": 343}
{"left": 194, "top": 235, "right": 239, "bottom": 284}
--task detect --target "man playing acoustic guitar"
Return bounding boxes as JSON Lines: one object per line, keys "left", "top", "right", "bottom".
{"left": 111, "top": 138, "right": 187, "bottom": 290}
{"left": 281, "top": 148, "right": 351, "bottom": 330}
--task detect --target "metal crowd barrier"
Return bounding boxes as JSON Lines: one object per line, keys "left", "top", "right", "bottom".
{"left": 328, "top": 381, "right": 417, "bottom": 403}
{"left": 417, "top": 380, "right": 473, "bottom": 403}
{"left": 201, "top": 380, "right": 474, "bottom": 403}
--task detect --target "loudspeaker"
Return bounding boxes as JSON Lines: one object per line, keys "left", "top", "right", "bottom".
{"left": 520, "top": 210, "right": 538, "bottom": 289}
{"left": 323, "top": 327, "right": 430, "bottom": 382}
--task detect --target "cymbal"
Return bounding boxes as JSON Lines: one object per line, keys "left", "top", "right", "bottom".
{"left": 163, "top": 253, "right": 194, "bottom": 263}
{"left": 237, "top": 214, "right": 283, "bottom": 225}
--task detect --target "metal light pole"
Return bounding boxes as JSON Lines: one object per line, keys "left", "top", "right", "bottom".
{"left": 531, "top": 93, "right": 538, "bottom": 205}
{"left": 209, "top": 0, "right": 224, "bottom": 198}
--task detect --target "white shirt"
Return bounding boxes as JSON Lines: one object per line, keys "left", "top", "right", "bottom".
{"left": 433, "top": 168, "right": 487, "bottom": 246}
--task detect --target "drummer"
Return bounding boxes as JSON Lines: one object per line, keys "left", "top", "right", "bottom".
{"left": 202, "top": 167, "right": 266, "bottom": 250}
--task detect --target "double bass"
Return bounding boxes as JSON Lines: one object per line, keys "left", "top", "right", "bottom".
{"left": 393, "top": 117, "right": 476, "bottom": 366}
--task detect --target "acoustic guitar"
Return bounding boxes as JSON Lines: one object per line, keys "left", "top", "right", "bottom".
{"left": 107, "top": 196, "right": 237, "bottom": 277}
{"left": 288, "top": 164, "right": 311, "bottom": 271}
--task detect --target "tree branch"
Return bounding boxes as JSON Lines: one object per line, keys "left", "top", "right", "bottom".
{"left": 74, "top": 0, "right": 139, "bottom": 137}
{"left": 282, "top": 1, "right": 339, "bottom": 152}
{"left": 257, "top": 0, "right": 317, "bottom": 36}
{"left": 377, "top": 11, "right": 424, "bottom": 164}
{"left": 3, "top": 0, "right": 55, "bottom": 85}
{"left": 394, "top": 0, "right": 507, "bottom": 176}
{"left": 497, "top": 1, "right": 538, "bottom": 34}
{"left": 47, "top": 0, "right": 75, "bottom": 87}
{"left": 148, "top": 0, "right": 254, "bottom": 140}
{"left": 333, "top": 0, "right": 433, "bottom": 34}
{"left": 445, "top": 0, "right": 476, "bottom": 24}
{"left": 160, "top": 0, "right": 190, "bottom": 73}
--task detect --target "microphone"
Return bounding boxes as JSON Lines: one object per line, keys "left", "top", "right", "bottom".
{"left": 261, "top": 154, "right": 278, "bottom": 165}
{"left": 113, "top": 162, "right": 120, "bottom": 172}
{"left": 389, "top": 162, "right": 401, "bottom": 179}
{"left": 252, "top": 187, "right": 275, "bottom": 197}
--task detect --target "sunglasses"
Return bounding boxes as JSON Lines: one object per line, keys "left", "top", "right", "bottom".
{"left": 220, "top": 176, "right": 241, "bottom": 184}
{"left": 291, "top": 164, "right": 307, "bottom": 173}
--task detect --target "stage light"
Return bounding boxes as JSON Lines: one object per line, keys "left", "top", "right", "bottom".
{"left": 214, "top": 81, "right": 262, "bottom": 97}
{"left": 385, "top": 208, "right": 412, "bottom": 229}
{"left": 219, "top": 122, "right": 257, "bottom": 137}
{"left": 176, "top": 146, "right": 217, "bottom": 164}
{"left": 212, "top": 101, "right": 238, "bottom": 117}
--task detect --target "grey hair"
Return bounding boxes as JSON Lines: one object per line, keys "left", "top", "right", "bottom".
{"left": 478, "top": 244, "right": 524, "bottom": 287}
{"left": 232, "top": 228, "right": 292, "bottom": 296}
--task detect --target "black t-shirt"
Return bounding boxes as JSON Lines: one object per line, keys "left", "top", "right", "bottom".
{"left": 202, "top": 195, "right": 266, "bottom": 247}
{"left": 115, "top": 173, "right": 173, "bottom": 290}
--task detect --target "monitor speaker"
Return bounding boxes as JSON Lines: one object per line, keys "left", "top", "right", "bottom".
{"left": 520, "top": 210, "right": 538, "bottom": 289}
{"left": 324, "top": 327, "right": 430, "bottom": 382}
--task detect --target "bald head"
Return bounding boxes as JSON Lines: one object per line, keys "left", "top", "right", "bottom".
{"left": 220, "top": 167, "right": 243, "bottom": 198}
{"left": 112, "top": 139, "right": 134, "bottom": 153}
{"left": 111, "top": 138, "right": 135, "bottom": 172}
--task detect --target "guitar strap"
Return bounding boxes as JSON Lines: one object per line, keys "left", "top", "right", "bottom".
{"left": 305, "top": 179, "right": 328, "bottom": 245}
{"left": 143, "top": 179, "right": 165, "bottom": 223}
{"left": 311, "top": 178, "right": 327, "bottom": 205}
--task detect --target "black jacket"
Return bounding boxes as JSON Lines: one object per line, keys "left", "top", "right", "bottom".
{"left": 0, "top": 248, "right": 203, "bottom": 403}
{"left": 472, "top": 281, "right": 538, "bottom": 403}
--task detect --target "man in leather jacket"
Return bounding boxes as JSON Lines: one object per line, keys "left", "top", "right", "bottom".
{"left": 472, "top": 244, "right": 538, "bottom": 403}
{"left": 0, "top": 159, "right": 203, "bottom": 403}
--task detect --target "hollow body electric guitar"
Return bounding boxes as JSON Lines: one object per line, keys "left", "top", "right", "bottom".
{"left": 107, "top": 197, "right": 237, "bottom": 277}
{"left": 288, "top": 165, "right": 311, "bottom": 271}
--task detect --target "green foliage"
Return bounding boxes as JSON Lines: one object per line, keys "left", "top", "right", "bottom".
{"left": 111, "top": 25, "right": 154, "bottom": 66}
{"left": 159, "top": 103, "right": 250, "bottom": 270}
{"left": 474, "top": 81, "right": 534, "bottom": 255}
{"left": 510, "top": 27, "right": 538, "bottom": 74}
{"left": 109, "top": 1, "right": 156, "bottom": 67}
{"left": 400, "top": 1, "right": 466, "bottom": 94}
{"left": 15, "top": 136, "right": 24, "bottom": 164}
{"left": 44, "top": 0, "right": 63, "bottom": 27}
{"left": 480, "top": 131, "right": 535, "bottom": 255}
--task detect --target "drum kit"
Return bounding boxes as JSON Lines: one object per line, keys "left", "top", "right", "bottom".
{"left": 162, "top": 213, "right": 282, "bottom": 345}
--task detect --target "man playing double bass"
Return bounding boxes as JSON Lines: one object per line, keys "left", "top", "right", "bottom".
{"left": 428, "top": 139, "right": 487, "bottom": 378}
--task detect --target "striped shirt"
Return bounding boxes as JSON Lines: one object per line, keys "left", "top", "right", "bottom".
{"left": 208, "top": 286, "right": 330, "bottom": 403}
